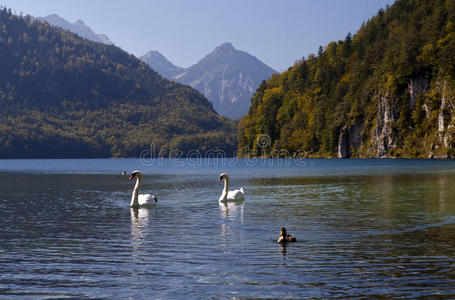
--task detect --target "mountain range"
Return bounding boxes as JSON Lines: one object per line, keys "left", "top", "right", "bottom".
{"left": 0, "top": 8, "right": 236, "bottom": 158}
{"left": 140, "top": 43, "right": 277, "bottom": 119}
{"left": 36, "top": 14, "right": 276, "bottom": 120}
{"left": 238, "top": 0, "right": 455, "bottom": 158}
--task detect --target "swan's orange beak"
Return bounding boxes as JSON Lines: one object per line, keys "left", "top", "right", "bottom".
{"left": 129, "top": 175, "right": 134, "bottom": 180}
{"left": 218, "top": 177, "right": 222, "bottom": 182}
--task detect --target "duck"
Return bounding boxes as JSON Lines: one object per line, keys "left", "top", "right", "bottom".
{"left": 277, "top": 227, "right": 296, "bottom": 243}
{"left": 129, "top": 170, "right": 157, "bottom": 208}
{"left": 218, "top": 173, "right": 244, "bottom": 202}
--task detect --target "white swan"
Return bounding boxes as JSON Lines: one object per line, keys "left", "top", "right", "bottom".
{"left": 129, "top": 170, "right": 157, "bottom": 208}
{"left": 219, "top": 173, "right": 244, "bottom": 202}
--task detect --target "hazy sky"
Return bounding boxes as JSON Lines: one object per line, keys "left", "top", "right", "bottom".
{"left": 1, "top": 0, "right": 395, "bottom": 71}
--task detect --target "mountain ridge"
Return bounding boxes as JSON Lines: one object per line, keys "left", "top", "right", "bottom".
{"left": 37, "top": 13, "right": 113, "bottom": 45}
{"left": 140, "top": 50, "right": 184, "bottom": 79}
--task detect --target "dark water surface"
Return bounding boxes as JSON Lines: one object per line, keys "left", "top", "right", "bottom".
{"left": 1, "top": 159, "right": 455, "bottom": 298}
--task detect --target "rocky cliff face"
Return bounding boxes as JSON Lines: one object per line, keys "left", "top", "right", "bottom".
{"left": 434, "top": 82, "right": 455, "bottom": 157}
{"left": 337, "top": 78, "right": 455, "bottom": 158}
{"left": 408, "top": 78, "right": 428, "bottom": 110}
{"left": 141, "top": 43, "right": 276, "bottom": 119}
{"left": 337, "top": 88, "right": 398, "bottom": 158}
{"left": 371, "top": 89, "right": 397, "bottom": 157}
{"left": 337, "top": 124, "right": 361, "bottom": 158}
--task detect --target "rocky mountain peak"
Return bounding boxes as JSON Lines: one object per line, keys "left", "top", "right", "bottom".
{"left": 175, "top": 43, "right": 276, "bottom": 119}
{"left": 140, "top": 50, "right": 184, "bottom": 79}
{"left": 143, "top": 50, "right": 166, "bottom": 60}
{"left": 37, "top": 14, "right": 112, "bottom": 45}
{"left": 215, "top": 42, "right": 235, "bottom": 52}
{"left": 210, "top": 42, "right": 237, "bottom": 58}
{"left": 140, "top": 42, "right": 276, "bottom": 119}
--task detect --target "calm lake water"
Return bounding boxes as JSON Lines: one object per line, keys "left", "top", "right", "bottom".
{"left": 1, "top": 158, "right": 455, "bottom": 298}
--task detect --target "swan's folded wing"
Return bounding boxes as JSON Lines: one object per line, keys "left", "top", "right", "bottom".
{"left": 138, "top": 194, "right": 157, "bottom": 205}
{"left": 227, "top": 189, "right": 245, "bottom": 201}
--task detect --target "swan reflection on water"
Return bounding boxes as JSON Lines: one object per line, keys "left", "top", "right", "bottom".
{"left": 219, "top": 201, "right": 244, "bottom": 223}
{"left": 130, "top": 207, "right": 150, "bottom": 251}
{"left": 219, "top": 201, "right": 244, "bottom": 249}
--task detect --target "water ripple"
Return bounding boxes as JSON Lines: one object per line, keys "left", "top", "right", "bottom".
{"left": 1, "top": 170, "right": 455, "bottom": 298}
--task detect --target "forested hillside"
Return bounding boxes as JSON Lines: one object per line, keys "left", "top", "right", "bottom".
{"left": 0, "top": 8, "right": 236, "bottom": 158}
{"left": 238, "top": 0, "right": 455, "bottom": 158}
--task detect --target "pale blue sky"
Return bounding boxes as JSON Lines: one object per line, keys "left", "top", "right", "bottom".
{"left": 1, "top": 0, "right": 395, "bottom": 71}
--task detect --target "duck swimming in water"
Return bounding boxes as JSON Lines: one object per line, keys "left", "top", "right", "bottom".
{"left": 277, "top": 227, "right": 296, "bottom": 243}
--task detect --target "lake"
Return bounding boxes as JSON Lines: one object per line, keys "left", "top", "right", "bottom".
{"left": 1, "top": 158, "right": 455, "bottom": 298}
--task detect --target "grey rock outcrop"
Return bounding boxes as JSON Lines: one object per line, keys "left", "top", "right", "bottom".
{"left": 408, "top": 78, "right": 428, "bottom": 110}
{"left": 371, "top": 89, "right": 397, "bottom": 157}
{"left": 437, "top": 82, "right": 454, "bottom": 151}
{"left": 338, "top": 124, "right": 361, "bottom": 158}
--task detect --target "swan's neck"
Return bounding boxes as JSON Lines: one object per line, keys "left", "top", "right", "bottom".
{"left": 223, "top": 177, "right": 229, "bottom": 194}
{"left": 130, "top": 176, "right": 141, "bottom": 207}
{"left": 219, "top": 177, "right": 229, "bottom": 201}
